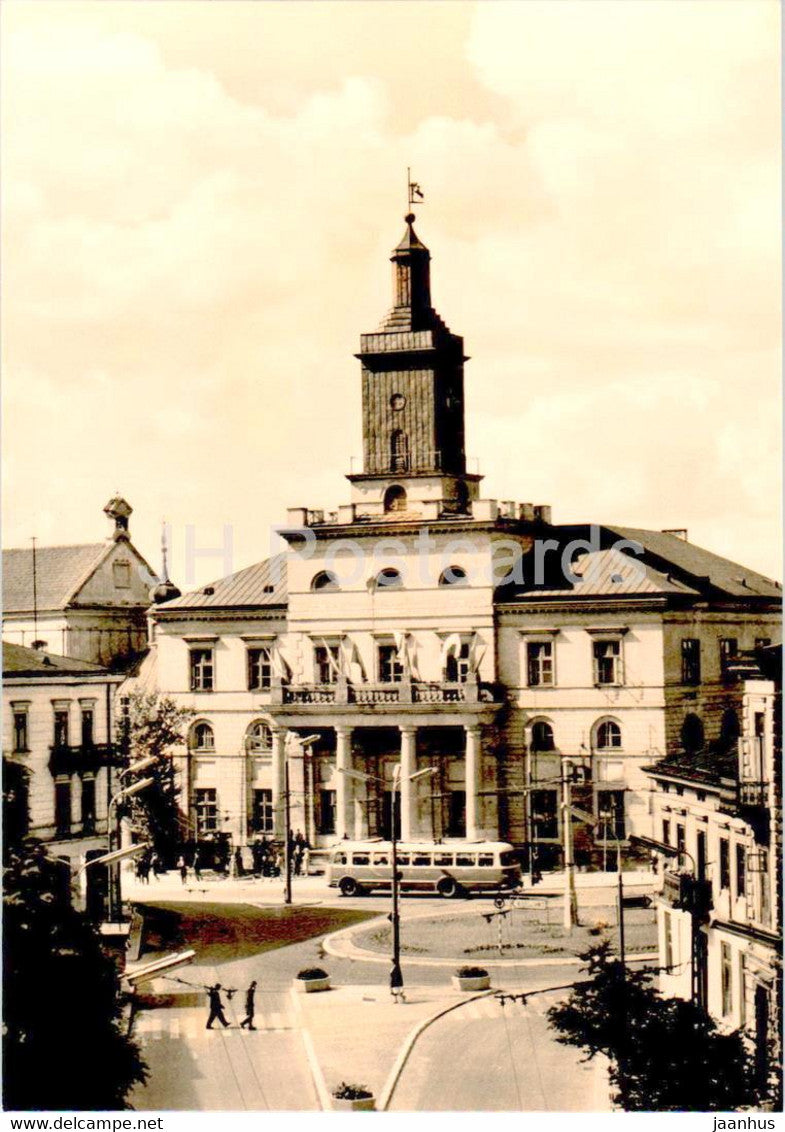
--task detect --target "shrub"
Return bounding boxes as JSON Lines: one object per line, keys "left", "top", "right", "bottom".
{"left": 333, "top": 1082, "right": 373, "bottom": 1100}
{"left": 296, "top": 967, "right": 329, "bottom": 980}
{"left": 455, "top": 965, "right": 489, "bottom": 979}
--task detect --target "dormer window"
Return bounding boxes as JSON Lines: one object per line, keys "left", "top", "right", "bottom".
{"left": 311, "top": 571, "right": 339, "bottom": 592}
{"left": 375, "top": 568, "right": 403, "bottom": 590}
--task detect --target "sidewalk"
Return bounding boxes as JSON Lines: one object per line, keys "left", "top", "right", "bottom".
{"left": 290, "top": 982, "right": 469, "bottom": 1108}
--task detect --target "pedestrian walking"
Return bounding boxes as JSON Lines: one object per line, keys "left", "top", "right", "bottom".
{"left": 177, "top": 854, "right": 188, "bottom": 885}
{"left": 150, "top": 851, "right": 161, "bottom": 880}
{"left": 233, "top": 846, "right": 244, "bottom": 877}
{"left": 193, "top": 849, "right": 202, "bottom": 882}
{"left": 239, "top": 980, "right": 257, "bottom": 1030}
{"left": 205, "top": 984, "right": 230, "bottom": 1029}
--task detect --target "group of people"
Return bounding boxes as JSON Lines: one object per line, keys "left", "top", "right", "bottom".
{"left": 206, "top": 980, "right": 258, "bottom": 1030}
{"left": 135, "top": 848, "right": 164, "bottom": 883}
{"left": 137, "top": 831, "right": 312, "bottom": 886}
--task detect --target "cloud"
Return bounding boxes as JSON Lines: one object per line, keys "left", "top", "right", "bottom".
{"left": 1, "top": 0, "right": 780, "bottom": 583}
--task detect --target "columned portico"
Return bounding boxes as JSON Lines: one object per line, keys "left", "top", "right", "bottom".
{"left": 335, "top": 725, "right": 353, "bottom": 839}
{"left": 399, "top": 725, "right": 417, "bottom": 840}
{"left": 465, "top": 724, "right": 483, "bottom": 840}
{"left": 271, "top": 727, "right": 287, "bottom": 840}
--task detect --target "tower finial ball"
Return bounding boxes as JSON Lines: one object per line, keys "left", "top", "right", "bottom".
{"left": 405, "top": 212, "right": 416, "bottom": 224}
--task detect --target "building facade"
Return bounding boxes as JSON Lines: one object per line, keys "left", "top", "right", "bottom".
{"left": 644, "top": 646, "right": 781, "bottom": 1103}
{"left": 2, "top": 641, "right": 123, "bottom": 899}
{"left": 145, "top": 213, "right": 781, "bottom": 865}
{"left": 2, "top": 497, "right": 156, "bottom": 667}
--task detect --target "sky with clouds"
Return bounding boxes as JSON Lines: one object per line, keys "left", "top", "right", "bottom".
{"left": 2, "top": 0, "right": 780, "bottom": 587}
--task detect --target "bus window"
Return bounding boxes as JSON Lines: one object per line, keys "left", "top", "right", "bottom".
{"left": 333, "top": 852, "right": 347, "bottom": 865}
{"left": 397, "top": 854, "right": 410, "bottom": 866}
{"left": 413, "top": 853, "right": 431, "bottom": 866}
{"left": 372, "top": 853, "right": 389, "bottom": 865}
{"left": 478, "top": 854, "right": 494, "bottom": 867}
{"left": 352, "top": 853, "right": 370, "bottom": 866}
{"left": 500, "top": 851, "right": 518, "bottom": 866}
{"left": 456, "top": 853, "right": 476, "bottom": 867}
{"left": 434, "top": 852, "right": 454, "bottom": 867}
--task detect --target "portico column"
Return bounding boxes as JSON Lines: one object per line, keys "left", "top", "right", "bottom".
{"left": 399, "top": 725, "right": 417, "bottom": 841}
{"left": 335, "top": 726, "right": 353, "bottom": 840}
{"left": 465, "top": 725, "right": 483, "bottom": 841}
{"left": 271, "top": 727, "right": 287, "bottom": 841}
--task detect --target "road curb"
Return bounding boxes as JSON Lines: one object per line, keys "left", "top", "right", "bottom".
{"left": 289, "top": 985, "right": 333, "bottom": 1111}
{"left": 378, "top": 989, "right": 495, "bottom": 1111}
{"left": 322, "top": 914, "right": 658, "bottom": 969}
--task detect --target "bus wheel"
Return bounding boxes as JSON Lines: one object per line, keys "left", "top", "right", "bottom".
{"left": 437, "top": 876, "right": 459, "bottom": 899}
{"left": 493, "top": 894, "right": 507, "bottom": 910}
{"left": 339, "top": 876, "right": 359, "bottom": 897}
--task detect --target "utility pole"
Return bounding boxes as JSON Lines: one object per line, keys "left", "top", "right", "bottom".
{"left": 617, "top": 870, "right": 626, "bottom": 969}
{"left": 561, "top": 759, "right": 579, "bottom": 931}
{"left": 284, "top": 759, "right": 292, "bottom": 905}
{"left": 390, "top": 764, "right": 402, "bottom": 996}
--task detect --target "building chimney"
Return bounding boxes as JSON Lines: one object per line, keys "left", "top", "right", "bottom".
{"left": 104, "top": 495, "right": 132, "bottom": 540}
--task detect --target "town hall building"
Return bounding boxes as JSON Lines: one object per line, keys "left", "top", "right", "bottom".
{"left": 145, "top": 211, "right": 781, "bottom": 867}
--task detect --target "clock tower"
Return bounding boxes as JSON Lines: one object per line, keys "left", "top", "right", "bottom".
{"left": 349, "top": 213, "right": 481, "bottom": 515}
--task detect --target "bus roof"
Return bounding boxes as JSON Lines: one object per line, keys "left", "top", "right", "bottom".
{"left": 328, "top": 840, "right": 516, "bottom": 852}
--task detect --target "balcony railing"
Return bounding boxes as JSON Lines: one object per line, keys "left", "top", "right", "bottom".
{"left": 48, "top": 742, "right": 116, "bottom": 777}
{"left": 277, "top": 677, "right": 498, "bottom": 707}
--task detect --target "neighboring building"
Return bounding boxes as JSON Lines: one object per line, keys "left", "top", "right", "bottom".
{"left": 644, "top": 645, "right": 781, "bottom": 1104}
{"left": 146, "top": 212, "right": 781, "bottom": 865}
{"left": 2, "top": 641, "right": 123, "bottom": 905}
{"left": 2, "top": 497, "right": 156, "bottom": 667}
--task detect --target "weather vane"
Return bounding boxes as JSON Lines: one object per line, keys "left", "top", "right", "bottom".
{"left": 407, "top": 168, "right": 424, "bottom": 211}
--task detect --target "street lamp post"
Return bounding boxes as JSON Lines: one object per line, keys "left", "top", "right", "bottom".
{"left": 338, "top": 762, "right": 435, "bottom": 999}
{"left": 283, "top": 734, "right": 321, "bottom": 905}
{"left": 107, "top": 774, "right": 155, "bottom": 921}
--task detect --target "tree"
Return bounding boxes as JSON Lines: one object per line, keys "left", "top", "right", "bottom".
{"left": 118, "top": 691, "right": 193, "bottom": 859}
{"left": 547, "top": 941, "right": 760, "bottom": 1111}
{"left": 3, "top": 841, "right": 147, "bottom": 1110}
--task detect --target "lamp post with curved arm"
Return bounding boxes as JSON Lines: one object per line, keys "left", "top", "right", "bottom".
{"left": 338, "top": 762, "right": 436, "bottom": 998}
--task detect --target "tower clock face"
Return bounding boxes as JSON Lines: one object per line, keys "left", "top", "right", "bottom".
{"left": 390, "top": 393, "right": 406, "bottom": 411}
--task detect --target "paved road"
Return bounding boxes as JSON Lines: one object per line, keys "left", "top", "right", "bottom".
{"left": 389, "top": 988, "right": 611, "bottom": 1112}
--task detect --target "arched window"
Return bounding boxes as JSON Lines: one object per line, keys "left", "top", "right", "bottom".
{"left": 720, "top": 708, "right": 740, "bottom": 746}
{"left": 438, "top": 566, "right": 468, "bottom": 587}
{"left": 681, "top": 713, "right": 704, "bottom": 753}
{"left": 530, "top": 721, "right": 555, "bottom": 752}
{"left": 596, "top": 720, "right": 622, "bottom": 750}
{"left": 190, "top": 721, "right": 215, "bottom": 750}
{"left": 390, "top": 429, "right": 409, "bottom": 472}
{"left": 375, "top": 567, "right": 403, "bottom": 590}
{"left": 383, "top": 485, "right": 408, "bottom": 513}
{"left": 311, "top": 570, "right": 339, "bottom": 592}
{"left": 246, "top": 720, "right": 273, "bottom": 753}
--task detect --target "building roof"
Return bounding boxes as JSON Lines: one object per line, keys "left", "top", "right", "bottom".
{"left": 156, "top": 553, "right": 288, "bottom": 611}
{"left": 643, "top": 745, "right": 739, "bottom": 789}
{"left": 2, "top": 640, "right": 110, "bottom": 677}
{"left": 606, "top": 527, "right": 782, "bottom": 599}
{"left": 2, "top": 543, "right": 109, "bottom": 613}
{"left": 509, "top": 546, "right": 698, "bottom": 600}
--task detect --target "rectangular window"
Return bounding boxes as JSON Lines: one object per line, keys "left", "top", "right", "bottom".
{"left": 447, "top": 790, "right": 466, "bottom": 838}
{"left": 445, "top": 642, "right": 471, "bottom": 684}
{"left": 378, "top": 643, "right": 404, "bottom": 684}
{"left": 251, "top": 789, "right": 273, "bottom": 834}
{"left": 739, "top": 953, "right": 747, "bottom": 1026}
{"left": 527, "top": 641, "right": 554, "bottom": 687}
{"left": 597, "top": 790, "right": 626, "bottom": 841}
{"left": 663, "top": 911, "right": 673, "bottom": 971}
{"left": 735, "top": 844, "right": 746, "bottom": 899}
{"left": 719, "top": 837, "right": 731, "bottom": 890}
{"left": 719, "top": 638, "right": 737, "bottom": 679}
{"left": 531, "top": 790, "right": 559, "bottom": 840}
{"left": 318, "top": 789, "right": 336, "bottom": 836}
{"left": 13, "top": 709, "right": 29, "bottom": 753}
{"left": 721, "top": 942, "right": 733, "bottom": 1016}
{"left": 81, "top": 777, "right": 96, "bottom": 835}
{"left": 696, "top": 829, "right": 707, "bottom": 880}
{"left": 53, "top": 709, "right": 69, "bottom": 748}
{"left": 681, "top": 639, "right": 701, "bottom": 685}
{"left": 113, "top": 561, "right": 131, "bottom": 588}
{"left": 195, "top": 788, "right": 218, "bottom": 835}
{"left": 675, "top": 822, "right": 686, "bottom": 863}
{"left": 81, "top": 707, "right": 94, "bottom": 747}
{"left": 662, "top": 818, "right": 671, "bottom": 847}
{"left": 190, "top": 648, "right": 214, "bottom": 692}
{"left": 54, "top": 780, "right": 72, "bottom": 838}
{"left": 314, "top": 643, "right": 340, "bottom": 685}
{"left": 247, "top": 646, "right": 272, "bottom": 691}
{"left": 593, "top": 639, "right": 622, "bottom": 685}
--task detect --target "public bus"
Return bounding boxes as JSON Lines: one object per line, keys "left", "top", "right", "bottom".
{"left": 327, "top": 840, "right": 522, "bottom": 898}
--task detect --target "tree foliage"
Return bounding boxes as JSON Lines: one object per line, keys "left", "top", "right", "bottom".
{"left": 118, "top": 691, "right": 193, "bottom": 858}
{"left": 547, "top": 941, "right": 759, "bottom": 1111}
{"left": 3, "top": 841, "right": 147, "bottom": 1110}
